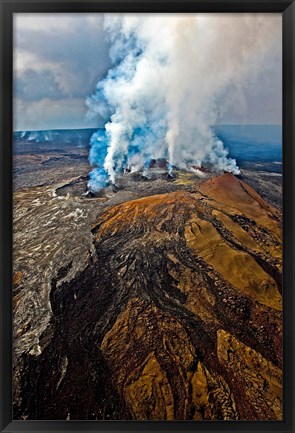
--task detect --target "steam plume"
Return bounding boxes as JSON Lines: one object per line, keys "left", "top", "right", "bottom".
{"left": 87, "top": 13, "right": 281, "bottom": 190}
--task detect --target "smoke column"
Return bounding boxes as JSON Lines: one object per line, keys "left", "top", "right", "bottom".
{"left": 86, "top": 13, "right": 281, "bottom": 190}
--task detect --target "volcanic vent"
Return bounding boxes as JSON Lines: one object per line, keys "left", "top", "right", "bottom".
{"left": 54, "top": 159, "right": 211, "bottom": 200}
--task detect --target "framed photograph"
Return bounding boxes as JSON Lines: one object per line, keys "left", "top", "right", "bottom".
{"left": 1, "top": 1, "right": 294, "bottom": 432}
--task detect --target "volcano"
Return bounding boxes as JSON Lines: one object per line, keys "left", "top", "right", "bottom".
{"left": 13, "top": 172, "right": 282, "bottom": 421}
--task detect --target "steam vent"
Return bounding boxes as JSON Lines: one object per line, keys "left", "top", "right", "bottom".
{"left": 13, "top": 171, "right": 282, "bottom": 421}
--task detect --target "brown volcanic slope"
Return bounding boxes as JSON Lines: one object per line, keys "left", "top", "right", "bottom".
{"left": 15, "top": 174, "right": 282, "bottom": 421}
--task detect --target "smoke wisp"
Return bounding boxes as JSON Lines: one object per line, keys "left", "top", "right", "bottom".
{"left": 86, "top": 13, "right": 281, "bottom": 190}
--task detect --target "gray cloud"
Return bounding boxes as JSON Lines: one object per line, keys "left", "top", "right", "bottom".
{"left": 13, "top": 13, "right": 282, "bottom": 131}
{"left": 14, "top": 97, "right": 103, "bottom": 131}
{"left": 219, "top": 46, "right": 282, "bottom": 125}
{"left": 14, "top": 13, "right": 111, "bottom": 129}
{"left": 14, "top": 69, "right": 62, "bottom": 101}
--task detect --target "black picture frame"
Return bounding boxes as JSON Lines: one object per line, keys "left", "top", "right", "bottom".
{"left": 0, "top": 1, "right": 294, "bottom": 432}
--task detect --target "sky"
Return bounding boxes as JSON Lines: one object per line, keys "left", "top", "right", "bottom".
{"left": 13, "top": 13, "right": 282, "bottom": 131}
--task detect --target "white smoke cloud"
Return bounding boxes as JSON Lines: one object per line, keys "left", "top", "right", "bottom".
{"left": 87, "top": 13, "right": 281, "bottom": 190}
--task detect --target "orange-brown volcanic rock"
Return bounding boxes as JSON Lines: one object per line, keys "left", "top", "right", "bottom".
{"left": 13, "top": 271, "right": 23, "bottom": 289}
{"left": 15, "top": 174, "right": 282, "bottom": 421}
{"left": 199, "top": 173, "right": 281, "bottom": 234}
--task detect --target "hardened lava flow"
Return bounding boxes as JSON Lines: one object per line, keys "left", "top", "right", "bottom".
{"left": 13, "top": 173, "right": 282, "bottom": 421}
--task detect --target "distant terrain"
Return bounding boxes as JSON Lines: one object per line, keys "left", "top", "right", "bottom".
{"left": 13, "top": 126, "right": 282, "bottom": 420}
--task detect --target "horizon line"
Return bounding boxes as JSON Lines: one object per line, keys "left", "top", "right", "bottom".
{"left": 13, "top": 123, "right": 283, "bottom": 133}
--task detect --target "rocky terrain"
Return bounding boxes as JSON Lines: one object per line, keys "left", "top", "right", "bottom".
{"left": 237, "top": 161, "right": 282, "bottom": 209}
{"left": 13, "top": 157, "right": 282, "bottom": 421}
